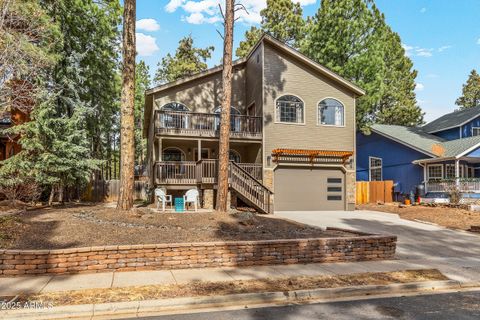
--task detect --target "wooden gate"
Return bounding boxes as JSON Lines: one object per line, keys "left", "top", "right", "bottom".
{"left": 356, "top": 181, "right": 393, "bottom": 204}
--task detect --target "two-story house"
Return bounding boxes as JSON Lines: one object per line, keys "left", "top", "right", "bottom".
{"left": 144, "top": 34, "right": 365, "bottom": 213}
{"left": 357, "top": 106, "right": 480, "bottom": 200}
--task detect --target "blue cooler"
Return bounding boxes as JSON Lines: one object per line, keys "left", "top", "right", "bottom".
{"left": 174, "top": 197, "right": 184, "bottom": 212}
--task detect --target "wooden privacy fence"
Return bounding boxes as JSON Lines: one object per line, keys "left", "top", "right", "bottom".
{"left": 356, "top": 180, "right": 393, "bottom": 204}
{"left": 84, "top": 179, "right": 148, "bottom": 202}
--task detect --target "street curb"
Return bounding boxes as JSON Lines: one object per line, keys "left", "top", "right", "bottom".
{"left": 0, "top": 280, "right": 464, "bottom": 320}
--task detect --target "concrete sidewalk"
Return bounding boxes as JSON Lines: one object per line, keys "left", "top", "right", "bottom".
{"left": 0, "top": 259, "right": 473, "bottom": 297}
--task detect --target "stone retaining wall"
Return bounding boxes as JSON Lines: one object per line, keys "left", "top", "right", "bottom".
{"left": 0, "top": 229, "right": 396, "bottom": 276}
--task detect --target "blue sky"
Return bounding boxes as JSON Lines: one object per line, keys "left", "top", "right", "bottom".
{"left": 135, "top": 0, "right": 480, "bottom": 122}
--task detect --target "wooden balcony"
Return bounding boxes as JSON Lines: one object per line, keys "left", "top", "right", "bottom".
{"left": 154, "top": 110, "right": 262, "bottom": 140}
{"left": 154, "top": 160, "right": 262, "bottom": 185}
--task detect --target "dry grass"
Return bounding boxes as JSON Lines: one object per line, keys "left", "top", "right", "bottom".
{"left": 20, "top": 269, "right": 447, "bottom": 306}
{"left": 357, "top": 203, "right": 480, "bottom": 231}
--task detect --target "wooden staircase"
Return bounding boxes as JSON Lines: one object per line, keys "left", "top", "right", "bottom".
{"left": 229, "top": 161, "right": 273, "bottom": 214}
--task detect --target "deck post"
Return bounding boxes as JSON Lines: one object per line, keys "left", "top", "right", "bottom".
{"left": 197, "top": 139, "right": 202, "bottom": 161}
{"left": 423, "top": 163, "right": 428, "bottom": 193}
{"left": 158, "top": 138, "right": 162, "bottom": 161}
{"left": 455, "top": 159, "right": 460, "bottom": 188}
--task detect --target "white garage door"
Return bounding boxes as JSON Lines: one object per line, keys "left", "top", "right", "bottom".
{"left": 274, "top": 166, "right": 345, "bottom": 211}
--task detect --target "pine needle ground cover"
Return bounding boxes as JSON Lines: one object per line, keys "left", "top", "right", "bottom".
{"left": 0, "top": 204, "right": 355, "bottom": 250}
{"left": 17, "top": 269, "right": 447, "bottom": 306}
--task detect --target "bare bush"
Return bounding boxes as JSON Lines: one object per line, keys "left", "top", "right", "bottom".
{"left": 0, "top": 176, "right": 41, "bottom": 207}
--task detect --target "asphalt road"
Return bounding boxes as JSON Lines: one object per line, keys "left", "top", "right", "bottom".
{"left": 135, "top": 290, "right": 480, "bottom": 320}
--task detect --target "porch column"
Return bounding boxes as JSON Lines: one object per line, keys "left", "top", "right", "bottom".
{"left": 158, "top": 138, "right": 162, "bottom": 161}
{"left": 455, "top": 159, "right": 460, "bottom": 187}
{"left": 197, "top": 139, "right": 202, "bottom": 161}
{"left": 423, "top": 164, "right": 427, "bottom": 193}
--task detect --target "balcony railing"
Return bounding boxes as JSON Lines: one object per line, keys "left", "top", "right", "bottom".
{"left": 154, "top": 160, "right": 262, "bottom": 185}
{"left": 154, "top": 110, "right": 262, "bottom": 139}
{"left": 426, "top": 179, "right": 480, "bottom": 193}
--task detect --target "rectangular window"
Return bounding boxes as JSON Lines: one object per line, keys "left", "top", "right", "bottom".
{"left": 369, "top": 157, "right": 382, "bottom": 181}
{"left": 445, "top": 164, "right": 455, "bottom": 179}
{"left": 472, "top": 127, "right": 480, "bottom": 136}
{"left": 327, "top": 195, "right": 342, "bottom": 201}
{"left": 427, "top": 164, "right": 443, "bottom": 180}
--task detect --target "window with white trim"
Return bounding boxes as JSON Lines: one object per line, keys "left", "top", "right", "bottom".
{"left": 427, "top": 164, "right": 443, "bottom": 180}
{"left": 445, "top": 164, "right": 455, "bottom": 179}
{"left": 369, "top": 157, "right": 382, "bottom": 181}
{"left": 318, "top": 98, "right": 344, "bottom": 126}
{"left": 472, "top": 127, "right": 480, "bottom": 136}
{"left": 276, "top": 95, "right": 304, "bottom": 123}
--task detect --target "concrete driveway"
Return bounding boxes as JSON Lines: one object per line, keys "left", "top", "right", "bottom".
{"left": 275, "top": 210, "right": 480, "bottom": 283}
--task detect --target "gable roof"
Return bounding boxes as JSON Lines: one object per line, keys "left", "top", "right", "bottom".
{"left": 146, "top": 33, "right": 365, "bottom": 97}
{"left": 422, "top": 105, "right": 480, "bottom": 133}
{"left": 370, "top": 124, "right": 480, "bottom": 159}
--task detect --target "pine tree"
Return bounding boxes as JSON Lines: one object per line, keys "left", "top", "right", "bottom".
{"left": 236, "top": 0, "right": 305, "bottom": 58}
{"left": 0, "top": 89, "right": 101, "bottom": 204}
{"left": 456, "top": 70, "right": 480, "bottom": 109}
{"left": 301, "top": 0, "right": 421, "bottom": 130}
{"left": 117, "top": 0, "right": 136, "bottom": 210}
{"left": 375, "top": 28, "right": 424, "bottom": 126}
{"left": 216, "top": 0, "right": 234, "bottom": 213}
{"left": 0, "top": 0, "right": 60, "bottom": 115}
{"left": 154, "top": 36, "right": 214, "bottom": 84}
{"left": 134, "top": 61, "right": 150, "bottom": 167}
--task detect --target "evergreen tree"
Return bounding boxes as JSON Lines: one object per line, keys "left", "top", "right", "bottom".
{"left": 0, "top": 0, "right": 61, "bottom": 114}
{"left": 455, "top": 70, "right": 480, "bottom": 109}
{"left": 154, "top": 36, "right": 214, "bottom": 84}
{"left": 134, "top": 61, "right": 150, "bottom": 166}
{"left": 236, "top": 0, "right": 305, "bottom": 58}
{"left": 301, "top": 0, "right": 421, "bottom": 130}
{"left": 235, "top": 26, "right": 262, "bottom": 59}
{"left": 375, "top": 28, "right": 424, "bottom": 126}
{"left": 41, "top": 0, "right": 122, "bottom": 170}
{"left": 0, "top": 89, "right": 101, "bottom": 204}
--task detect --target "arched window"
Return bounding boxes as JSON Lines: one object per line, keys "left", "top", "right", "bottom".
{"left": 275, "top": 95, "right": 304, "bottom": 124}
{"left": 214, "top": 106, "right": 241, "bottom": 132}
{"left": 160, "top": 102, "right": 190, "bottom": 129}
{"left": 318, "top": 98, "right": 344, "bottom": 126}
{"left": 161, "top": 102, "right": 189, "bottom": 112}
{"left": 229, "top": 150, "right": 241, "bottom": 163}
{"left": 162, "top": 147, "right": 185, "bottom": 162}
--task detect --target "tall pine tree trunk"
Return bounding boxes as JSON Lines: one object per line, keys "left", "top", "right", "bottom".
{"left": 216, "top": 0, "right": 234, "bottom": 213}
{"left": 117, "top": 0, "right": 136, "bottom": 210}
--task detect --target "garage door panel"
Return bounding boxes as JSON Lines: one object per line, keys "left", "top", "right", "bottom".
{"left": 274, "top": 167, "right": 345, "bottom": 211}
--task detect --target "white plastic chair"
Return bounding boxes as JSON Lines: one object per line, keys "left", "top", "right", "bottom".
{"left": 183, "top": 189, "right": 199, "bottom": 212}
{"left": 155, "top": 188, "right": 172, "bottom": 212}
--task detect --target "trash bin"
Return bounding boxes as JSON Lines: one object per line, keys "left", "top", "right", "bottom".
{"left": 174, "top": 197, "right": 184, "bottom": 212}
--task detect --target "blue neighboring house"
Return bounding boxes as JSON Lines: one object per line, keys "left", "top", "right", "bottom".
{"left": 357, "top": 106, "right": 480, "bottom": 198}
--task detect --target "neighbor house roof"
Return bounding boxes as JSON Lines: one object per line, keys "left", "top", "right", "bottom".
{"left": 370, "top": 124, "right": 480, "bottom": 159}
{"left": 422, "top": 106, "right": 480, "bottom": 133}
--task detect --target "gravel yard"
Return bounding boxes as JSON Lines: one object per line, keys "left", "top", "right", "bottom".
{"left": 0, "top": 204, "right": 356, "bottom": 250}
{"left": 357, "top": 203, "right": 480, "bottom": 232}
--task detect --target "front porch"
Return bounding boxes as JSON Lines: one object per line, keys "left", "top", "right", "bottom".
{"left": 416, "top": 158, "right": 480, "bottom": 194}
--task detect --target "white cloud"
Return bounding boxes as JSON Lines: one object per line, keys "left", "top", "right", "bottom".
{"left": 438, "top": 45, "right": 452, "bottom": 52}
{"left": 165, "top": 0, "right": 185, "bottom": 13}
{"left": 136, "top": 33, "right": 159, "bottom": 56}
{"left": 184, "top": 12, "right": 221, "bottom": 24}
{"left": 420, "top": 7, "right": 427, "bottom": 13}
{"left": 167, "top": 0, "right": 317, "bottom": 25}
{"left": 415, "top": 83, "right": 424, "bottom": 92}
{"left": 477, "top": 38, "right": 480, "bottom": 45}
{"left": 136, "top": 19, "right": 160, "bottom": 32}
{"left": 402, "top": 44, "right": 434, "bottom": 58}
